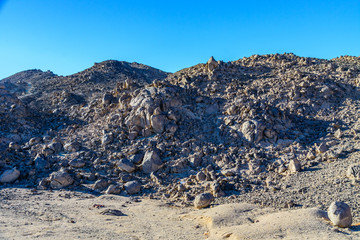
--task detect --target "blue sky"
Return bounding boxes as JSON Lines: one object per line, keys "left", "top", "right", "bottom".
{"left": 0, "top": 0, "right": 359, "bottom": 79}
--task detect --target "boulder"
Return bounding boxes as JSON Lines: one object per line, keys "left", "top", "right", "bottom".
{"left": 93, "top": 179, "right": 109, "bottom": 190}
{"left": 207, "top": 56, "right": 218, "bottom": 72}
{"left": 346, "top": 164, "right": 360, "bottom": 180}
{"left": 151, "top": 114, "right": 167, "bottom": 133}
{"left": 194, "top": 193, "right": 214, "bottom": 209}
{"left": 48, "top": 141, "right": 63, "bottom": 153}
{"left": 141, "top": 150, "right": 163, "bottom": 173}
{"left": 124, "top": 180, "right": 141, "bottom": 195}
{"left": 288, "top": 159, "right": 301, "bottom": 173}
{"left": 328, "top": 201, "right": 352, "bottom": 228}
{"left": 241, "top": 120, "right": 264, "bottom": 143}
{"left": 105, "top": 184, "right": 122, "bottom": 195}
{"left": 117, "top": 159, "right": 136, "bottom": 173}
{"left": 64, "top": 141, "right": 81, "bottom": 152}
{"left": 0, "top": 168, "right": 20, "bottom": 183}
{"left": 69, "top": 159, "right": 86, "bottom": 168}
{"left": 49, "top": 171, "right": 74, "bottom": 189}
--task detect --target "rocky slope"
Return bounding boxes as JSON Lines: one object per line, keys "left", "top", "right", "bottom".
{"left": 1, "top": 54, "right": 360, "bottom": 218}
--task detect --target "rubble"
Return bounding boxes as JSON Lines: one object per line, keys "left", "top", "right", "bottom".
{"left": 0, "top": 54, "right": 359, "bottom": 210}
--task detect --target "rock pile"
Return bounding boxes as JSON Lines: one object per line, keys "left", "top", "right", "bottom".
{"left": 0, "top": 54, "right": 359, "bottom": 208}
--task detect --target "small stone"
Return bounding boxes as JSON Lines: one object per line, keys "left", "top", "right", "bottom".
{"left": 328, "top": 201, "right": 352, "bottom": 228}
{"left": 194, "top": 193, "right": 214, "bottom": 209}
{"left": 117, "top": 159, "right": 136, "bottom": 173}
{"left": 124, "top": 180, "right": 141, "bottom": 195}
{"left": 288, "top": 159, "right": 301, "bottom": 173}
{"left": 141, "top": 150, "right": 163, "bottom": 173}
{"left": 69, "top": 159, "right": 86, "bottom": 168}
{"left": 0, "top": 168, "right": 20, "bottom": 183}
{"left": 49, "top": 171, "right": 74, "bottom": 189}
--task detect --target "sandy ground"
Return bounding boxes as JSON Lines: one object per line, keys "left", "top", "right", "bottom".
{"left": 1, "top": 188, "right": 360, "bottom": 240}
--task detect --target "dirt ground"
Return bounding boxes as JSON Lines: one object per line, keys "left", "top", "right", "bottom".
{"left": 1, "top": 187, "right": 360, "bottom": 240}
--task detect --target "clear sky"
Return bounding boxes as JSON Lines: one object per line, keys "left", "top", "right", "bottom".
{"left": 0, "top": 0, "right": 359, "bottom": 79}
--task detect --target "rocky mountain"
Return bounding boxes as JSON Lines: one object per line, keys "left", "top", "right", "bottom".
{"left": 1, "top": 54, "right": 360, "bottom": 216}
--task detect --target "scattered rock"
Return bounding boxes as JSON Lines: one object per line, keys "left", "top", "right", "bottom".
{"left": 151, "top": 114, "right": 167, "bottom": 133}
{"left": 141, "top": 150, "right": 163, "bottom": 174}
{"left": 69, "top": 159, "right": 86, "bottom": 168}
{"left": 0, "top": 168, "right": 20, "bottom": 183}
{"left": 102, "top": 133, "right": 113, "bottom": 146}
{"left": 315, "top": 143, "right": 328, "bottom": 154}
{"left": 93, "top": 179, "right": 109, "bottom": 190}
{"left": 100, "top": 209, "right": 125, "bottom": 216}
{"left": 105, "top": 184, "right": 122, "bottom": 195}
{"left": 48, "top": 141, "right": 63, "bottom": 153}
{"left": 328, "top": 201, "right": 352, "bottom": 228}
{"left": 34, "top": 155, "right": 50, "bottom": 170}
{"left": 194, "top": 193, "right": 214, "bottom": 209}
{"left": 64, "top": 141, "right": 81, "bottom": 152}
{"left": 346, "top": 164, "right": 360, "bottom": 180}
{"left": 124, "top": 180, "right": 141, "bottom": 195}
{"left": 288, "top": 159, "right": 301, "bottom": 173}
{"left": 1, "top": 54, "right": 360, "bottom": 210}
{"left": 117, "top": 159, "right": 136, "bottom": 173}
{"left": 49, "top": 170, "right": 74, "bottom": 189}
